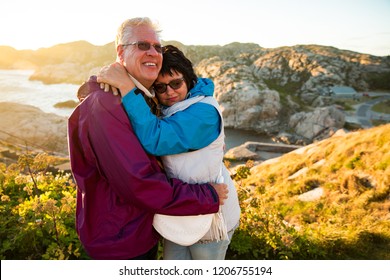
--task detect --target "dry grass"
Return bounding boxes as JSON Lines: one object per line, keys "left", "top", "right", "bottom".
{"left": 233, "top": 124, "right": 390, "bottom": 259}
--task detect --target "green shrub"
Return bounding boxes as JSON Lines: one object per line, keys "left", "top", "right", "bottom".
{"left": 0, "top": 153, "right": 88, "bottom": 260}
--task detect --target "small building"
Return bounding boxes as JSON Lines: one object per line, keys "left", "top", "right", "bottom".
{"left": 329, "top": 86, "right": 358, "bottom": 99}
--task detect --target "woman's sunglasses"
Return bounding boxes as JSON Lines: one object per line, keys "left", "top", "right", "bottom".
{"left": 153, "top": 78, "right": 185, "bottom": 94}
{"left": 122, "top": 41, "right": 163, "bottom": 53}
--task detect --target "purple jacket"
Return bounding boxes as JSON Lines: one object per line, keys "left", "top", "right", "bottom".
{"left": 68, "top": 76, "right": 219, "bottom": 259}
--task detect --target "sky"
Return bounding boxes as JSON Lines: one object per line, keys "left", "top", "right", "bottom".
{"left": 1, "top": 0, "right": 389, "bottom": 56}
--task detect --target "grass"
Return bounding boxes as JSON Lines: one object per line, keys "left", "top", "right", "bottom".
{"left": 228, "top": 124, "right": 390, "bottom": 259}
{"left": 372, "top": 99, "right": 390, "bottom": 114}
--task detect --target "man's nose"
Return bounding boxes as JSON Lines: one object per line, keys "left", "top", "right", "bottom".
{"left": 146, "top": 46, "right": 159, "bottom": 56}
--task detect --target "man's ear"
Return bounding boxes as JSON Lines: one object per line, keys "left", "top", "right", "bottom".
{"left": 117, "top": 45, "right": 125, "bottom": 63}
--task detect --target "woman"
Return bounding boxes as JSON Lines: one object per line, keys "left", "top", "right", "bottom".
{"left": 97, "top": 45, "right": 240, "bottom": 260}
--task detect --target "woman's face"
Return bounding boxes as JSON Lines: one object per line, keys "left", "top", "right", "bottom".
{"left": 154, "top": 70, "right": 188, "bottom": 107}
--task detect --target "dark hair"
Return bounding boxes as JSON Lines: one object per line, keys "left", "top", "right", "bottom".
{"left": 159, "top": 45, "right": 197, "bottom": 90}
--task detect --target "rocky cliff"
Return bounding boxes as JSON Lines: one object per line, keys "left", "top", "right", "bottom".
{"left": 0, "top": 102, "right": 68, "bottom": 155}
{"left": 1, "top": 41, "right": 389, "bottom": 145}
{"left": 194, "top": 44, "right": 389, "bottom": 141}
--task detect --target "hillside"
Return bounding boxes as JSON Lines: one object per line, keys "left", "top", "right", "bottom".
{"left": 1, "top": 41, "right": 389, "bottom": 88}
{"left": 0, "top": 41, "right": 116, "bottom": 84}
{"left": 0, "top": 121, "right": 388, "bottom": 259}
{"left": 228, "top": 124, "right": 390, "bottom": 259}
{"left": 1, "top": 41, "right": 389, "bottom": 143}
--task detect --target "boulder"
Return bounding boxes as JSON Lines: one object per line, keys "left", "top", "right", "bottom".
{"left": 288, "top": 106, "right": 345, "bottom": 141}
{"left": 224, "top": 144, "right": 260, "bottom": 161}
{"left": 0, "top": 102, "right": 68, "bottom": 155}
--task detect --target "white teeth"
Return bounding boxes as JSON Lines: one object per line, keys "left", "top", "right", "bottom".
{"left": 145, "top": 63, "right": 156, "bottom": 66}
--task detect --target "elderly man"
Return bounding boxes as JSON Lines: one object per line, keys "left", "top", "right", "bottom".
{"left": 68, "top": 17, "right": 227, "bottom": 260}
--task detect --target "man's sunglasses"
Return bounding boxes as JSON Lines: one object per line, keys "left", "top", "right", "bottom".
{"left": 122, "top": 41, "right": 163, "bottom": 53}
{"left": 153, "top": 78, "right": 185, "bottom": 94}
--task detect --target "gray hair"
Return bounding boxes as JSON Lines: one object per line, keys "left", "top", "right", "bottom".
{"left": 115, "top": 17, "right": 161, "bottom": 48}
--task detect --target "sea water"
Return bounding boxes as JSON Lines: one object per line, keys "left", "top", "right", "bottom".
{"left": 0, "top": 69, "right": 79, "bottom": 117}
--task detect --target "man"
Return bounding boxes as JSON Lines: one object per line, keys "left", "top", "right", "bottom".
{"left": 68, "top": 17, "right": 228, "bottom": 260}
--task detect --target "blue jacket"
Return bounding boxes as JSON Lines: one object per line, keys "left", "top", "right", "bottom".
{"left": 122, "top": 78, "right": 221, "bottom": 156}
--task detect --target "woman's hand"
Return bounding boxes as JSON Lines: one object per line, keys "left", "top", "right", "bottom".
{"left": 96, "top": 62, "right": 136, "bottom": 97}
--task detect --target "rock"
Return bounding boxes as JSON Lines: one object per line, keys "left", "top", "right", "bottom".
{"left": 197, "top": 57, "right": 282, "bottom": 133}
{"left": 288, "top": 106, "right": 345, "bottom": 141}
{"left": 332, "top": 128, "right": 349, "bottom": 137}
{"left": 288, "top": 159, "right": 326, "bottom": 180}
{"left": 224, "top": 145, "right": 260, "bottom": 161}
{"left": 54, "top": 100, "right": 79, "bottom": 108}
{"left": 224, "top": 141, "right": 300, "bottom": 162}
{"left": 298, "top": 187, "right": 324, "bottom": 202}
{"left": 0, "top": 102, "right": 68, "bottom": 155}
{"left": 29, "top": 63, "right": 100, "bottom": 85}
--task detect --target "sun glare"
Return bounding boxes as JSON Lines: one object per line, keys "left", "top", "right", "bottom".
{"left": 1, "top": 0, "right": 389, "bottom": 55}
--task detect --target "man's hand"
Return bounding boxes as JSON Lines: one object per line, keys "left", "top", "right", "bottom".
{"left": 210, "top": 183, "right": 228, "bottom": 205}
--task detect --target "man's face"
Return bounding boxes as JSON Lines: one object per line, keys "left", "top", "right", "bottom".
{"left": 119, "top": 25, "right": 162, "bottom": 88}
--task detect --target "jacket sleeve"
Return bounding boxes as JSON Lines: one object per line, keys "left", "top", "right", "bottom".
{"left": 85, "top": 92, "right": 219, "bottom": 215}
{"left": 122, "top": 90, "right": 221, "bottom": 156}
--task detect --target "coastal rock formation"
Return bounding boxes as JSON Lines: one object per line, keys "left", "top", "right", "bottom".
{"left": 288, "top": 105, "right": 346, "bottom": 141}
{"left": 1, "top": 42, "right": 389, "bottom": 146}
{"left": 29, "top": 63, "right": 100, "bottom": 85}
{"left": 196, "top": 57, "right": 282, "bottom": 133}
{"left": 0, "top": 102, "right": 68, "bottom": 155}
{"left": 193, "top": 44, "right": 389, "bottom": 139}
